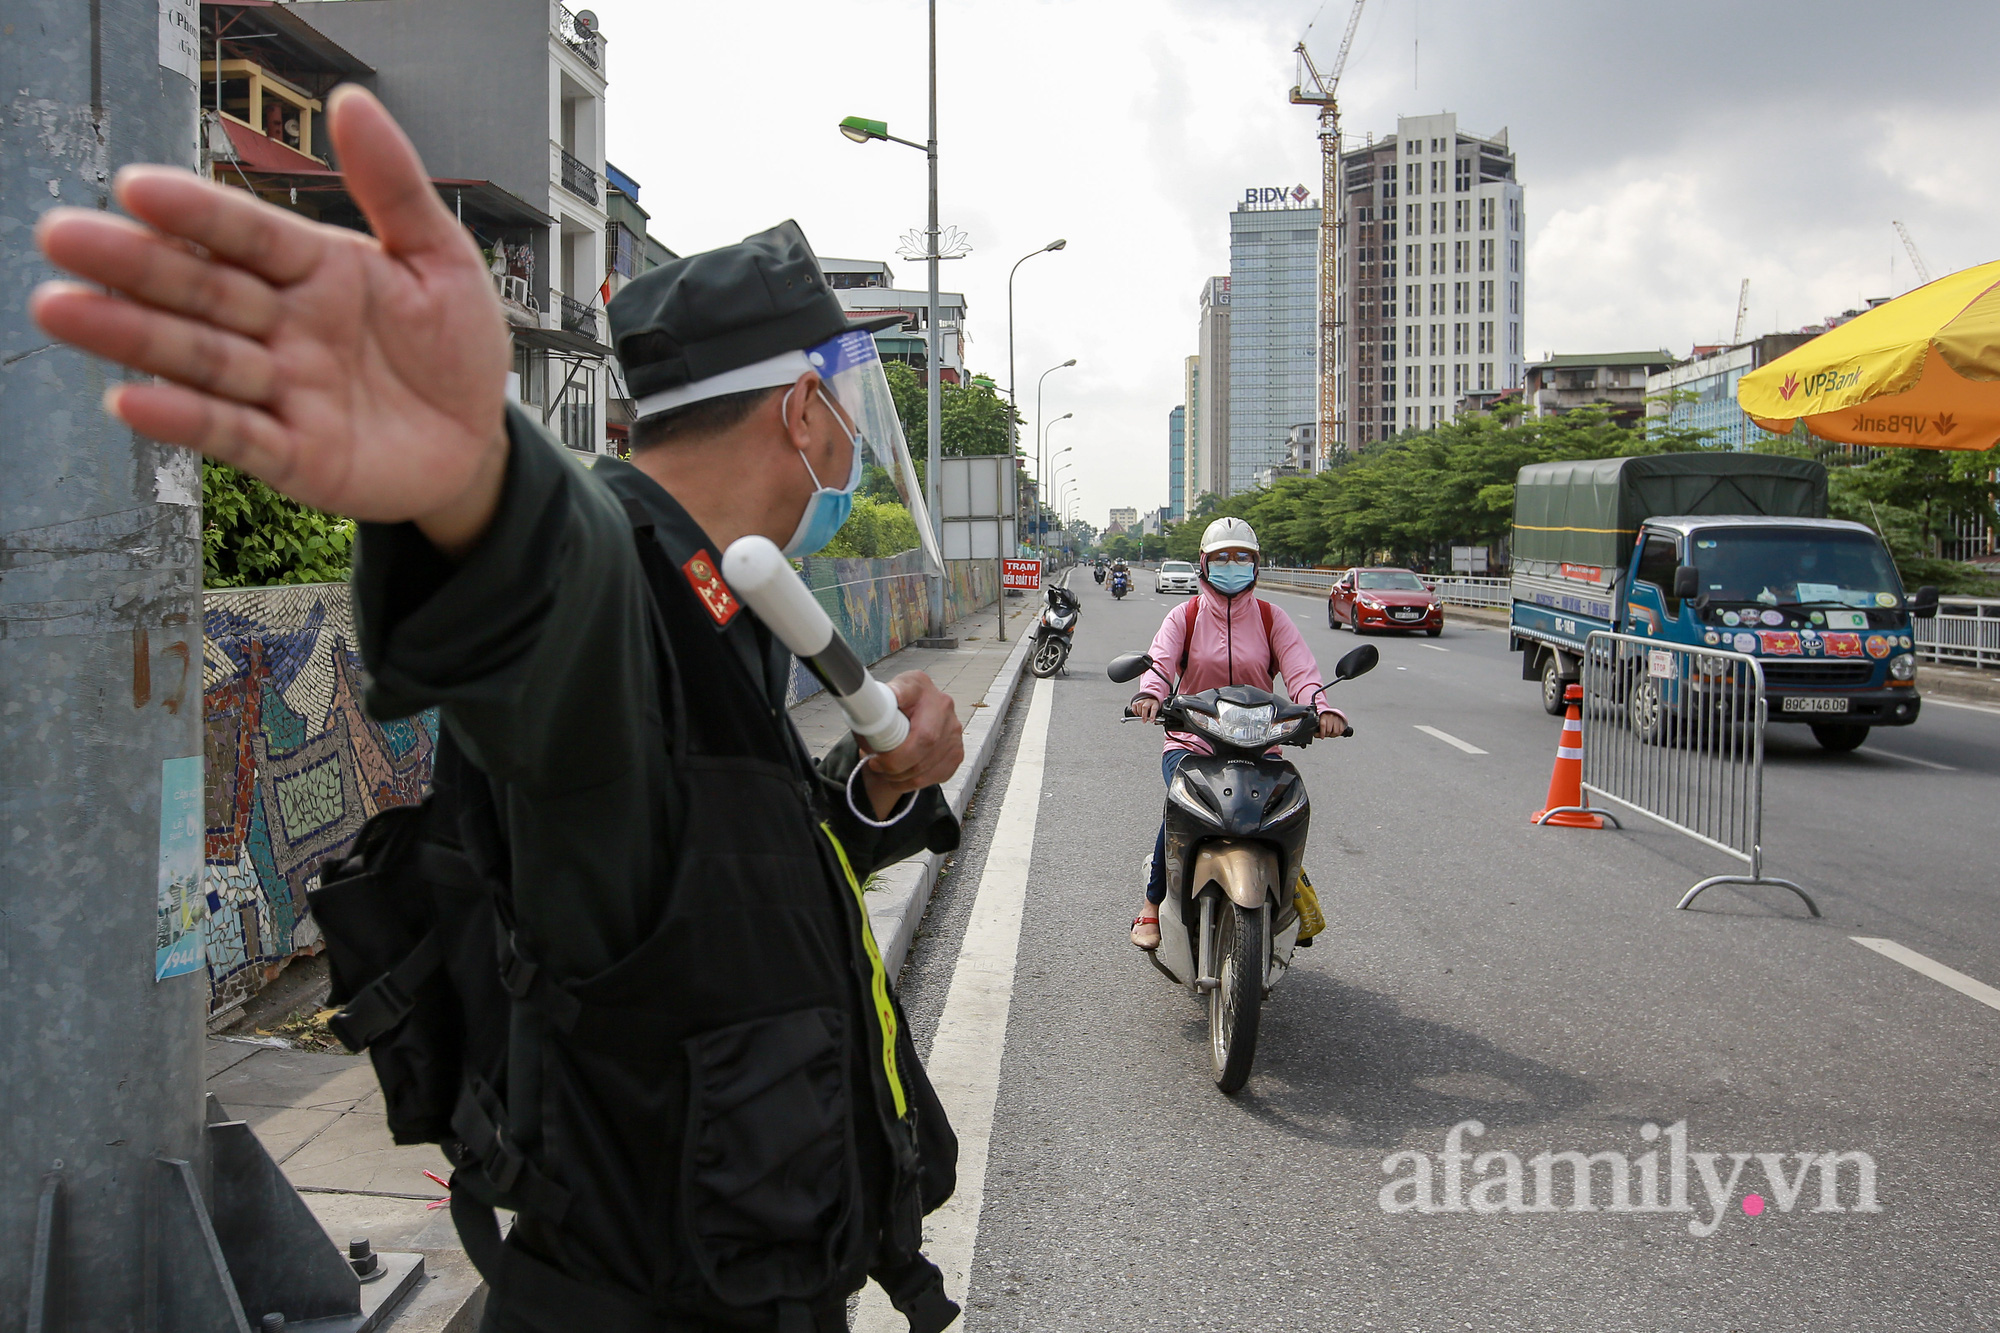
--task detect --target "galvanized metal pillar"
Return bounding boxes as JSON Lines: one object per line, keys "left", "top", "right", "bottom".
{"left": 1, "top": 0, "right": 209, "bottom": 1321}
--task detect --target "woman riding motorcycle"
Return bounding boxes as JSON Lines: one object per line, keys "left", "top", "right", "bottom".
{"left": 1126, "top": 517, "right": 1345, "bottom": 949}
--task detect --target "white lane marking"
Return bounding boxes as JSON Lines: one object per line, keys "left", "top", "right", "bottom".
{"left": 855, "top": 677, "right": 1054, "bottom": 1330}
{"left": 1925, "top": 696, "right": 2000, "bottom": 718}
{"left": 1414, "top": 724, "right": 1487, "bottom": 754}
{"left": 1420, "top": 643, "right": 1450, "bottom": 652}
{"left": 1851, "top": 937, "right": 2000, "bottom": 1014}
{"left": 1869, "top": 748, "right": 1957, "bottom": 772}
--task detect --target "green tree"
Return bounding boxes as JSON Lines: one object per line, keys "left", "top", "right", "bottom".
{"left": 883, "top": 361, "right": 1023, "bottom": 460}
{"left": 202, "top": 460, "right": 355, "bottom": 588}
{"left": 1154, "top": 402, "right": 1718, "bottom": 572}
{"left": 1750, "top": 431, "right": 2000, "bottom": 593}
{"left": 821, "top": 494, "right": 922, "bottom": 559}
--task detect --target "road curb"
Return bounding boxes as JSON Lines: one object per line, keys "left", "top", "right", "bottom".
{"left": 866, "top": 595, "right": 1045, "bottom": 981}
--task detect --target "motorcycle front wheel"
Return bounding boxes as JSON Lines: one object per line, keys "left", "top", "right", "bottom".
{"left": 1030, "top": 635, "right": 1068, "bottom": 678}
{"left": 1208, "top": 902, "right": 1264, "bottom": 1094}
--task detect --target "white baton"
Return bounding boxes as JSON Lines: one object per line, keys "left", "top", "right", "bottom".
{"left": 720, "top": 536, "right": 910, "bottom": 753}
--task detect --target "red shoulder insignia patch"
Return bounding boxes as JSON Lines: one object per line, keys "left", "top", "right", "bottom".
{"left": 682, "top": 549, "right": 740, "bottom": 628}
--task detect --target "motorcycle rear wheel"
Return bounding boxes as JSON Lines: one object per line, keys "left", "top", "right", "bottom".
{"left": 1208, "top": 902, "right": 1264, "bottom": 1094}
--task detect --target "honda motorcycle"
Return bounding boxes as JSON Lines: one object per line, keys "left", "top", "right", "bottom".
{"left": 1030, "top": 582, "right": 1082, "bottom": 678}
{"left": 1110, "top": 569, "right": 1130, "bottom": 600}
{"left": 1093, "top": 562, "right": 1107, "bottom": 585}
{"left": 1107, "top": 643, "right": 1377, "bottom": 1093}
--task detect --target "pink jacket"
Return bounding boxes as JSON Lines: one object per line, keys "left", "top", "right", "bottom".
{"left": 1137, "top": 585, "right": 1341, "bottom": 756}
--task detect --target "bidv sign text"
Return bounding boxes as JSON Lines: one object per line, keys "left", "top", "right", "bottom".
{"left": 1244, "top": 185, "right": 1313, "bottom": 207}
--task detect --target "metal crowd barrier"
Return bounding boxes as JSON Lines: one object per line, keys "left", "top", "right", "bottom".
{"left": 1914, "top": 596, "right": 2000, "bottom": 672}
{"left": 1256, "top": 567, "right": 1511, "bottom": 609}
{"left": 1551, "top": 630, "right": 1817, "bottom": 917}
{"left": 1422, "top": 574, "right": 1511, "bottom": 608}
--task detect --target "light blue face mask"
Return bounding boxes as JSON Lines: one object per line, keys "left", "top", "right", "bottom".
{"left": 1206, "top": 560, "right": 1256, "bottom": 595}
{"left": 780, "top": 386, "right": 865, "bottom": 557}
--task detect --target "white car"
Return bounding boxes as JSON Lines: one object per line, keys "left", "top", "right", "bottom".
{"left": 1154, "top": 560, "right": 1199, "bottom": 595}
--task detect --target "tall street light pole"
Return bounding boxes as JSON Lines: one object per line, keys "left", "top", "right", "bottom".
{"left": 1040, "top": 413, "right": 1073, "bottom": 550}
{"left": 838, "top": 0, "right": 947, "bottom": 638}
{"left": 1033, "top": 359, "right": 1075, "bottom": 550}
{"left": 1007, "top": 240, "right": 1066, "bottom": 552}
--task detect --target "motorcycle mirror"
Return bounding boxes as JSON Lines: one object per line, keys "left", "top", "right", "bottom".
{"left": 1106, "top": 652, "right": 1154, "bottom": 684}
{"left": 1334, "top": 644, "right": 1380, "bottom": 680}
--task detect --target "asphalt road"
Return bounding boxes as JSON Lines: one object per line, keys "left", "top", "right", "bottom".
{"left": 883, "top": 574, "right": 2000, "bottom": 1332}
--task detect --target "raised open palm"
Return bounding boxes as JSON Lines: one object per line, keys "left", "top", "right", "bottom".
{"left": 31, "top": 86, "right": 512, "bottom": 553}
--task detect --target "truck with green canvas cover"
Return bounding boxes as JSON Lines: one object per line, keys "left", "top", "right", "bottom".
{"left": 1508, "top": 453, "right": 1940, "bottom": 750}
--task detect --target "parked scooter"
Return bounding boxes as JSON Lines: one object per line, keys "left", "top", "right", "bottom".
{"left": 1107, "top": 643, "right": 1378, "bottom": 1093}
{"left": 1030, "top": 582, "right": 1082, "bottom": 678}
{"left": 1110, "top": 568, "right": 1130, "bottom": 600}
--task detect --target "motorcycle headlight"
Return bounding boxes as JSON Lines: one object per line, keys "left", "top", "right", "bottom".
{"left": 1186, "top": 700, "right": 1287, "bottom": 747}
{"left": 1889, "top": 653, "right": 1917, "bottom": 682}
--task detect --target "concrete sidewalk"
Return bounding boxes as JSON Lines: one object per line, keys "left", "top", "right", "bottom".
{"left": 204, "top": 590, "right": 1047, "bottom": 1329}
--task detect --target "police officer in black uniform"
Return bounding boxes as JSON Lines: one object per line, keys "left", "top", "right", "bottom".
{"left": 33, "top": 88, "right": 965, "bottom": 1333}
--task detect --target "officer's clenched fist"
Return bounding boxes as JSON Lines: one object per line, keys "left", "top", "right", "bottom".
{"left": 860, "top": 672, "right": 964, "bottom": 818}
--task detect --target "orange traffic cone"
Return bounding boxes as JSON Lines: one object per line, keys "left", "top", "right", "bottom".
{"left": 1532, "top": 682, "right": 1604, "bottom": 828}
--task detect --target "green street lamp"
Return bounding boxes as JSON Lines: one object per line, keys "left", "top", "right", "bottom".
{"left": 838, "top": 3, "right": 949, "bottom": 641}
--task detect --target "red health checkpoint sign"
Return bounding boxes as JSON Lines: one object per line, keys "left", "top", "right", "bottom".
{"left": 1002, "top": 558, "right": 1042, "bottom": 590}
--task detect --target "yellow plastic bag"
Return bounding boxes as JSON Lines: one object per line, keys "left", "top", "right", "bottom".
{"left": 1294, "top": 869, "right": 1325, "bottom": 941}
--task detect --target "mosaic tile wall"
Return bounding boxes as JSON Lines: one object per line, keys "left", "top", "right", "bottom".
{"left": 201, "top": 583, "right": 436, "bottom": 1015}
{"left": 203, "top": 561, "right": 998, "bottom": 1012}
{"left": 787, "top": 556, "right": 1000, "bottom": 704}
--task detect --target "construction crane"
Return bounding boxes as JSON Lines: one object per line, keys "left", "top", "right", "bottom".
{"left": 1732, "top": 278, "right": 1750, "bottom": 344}
{"left": 1291, "top": 0, "right": 1366, "bottom": 462}
{"left": 1893, "top": 221, "right": 1933, "bottom": 286}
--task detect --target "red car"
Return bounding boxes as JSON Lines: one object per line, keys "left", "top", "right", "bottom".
{"left": 1327, "top": 567, "right": 1443, "bottom": 636}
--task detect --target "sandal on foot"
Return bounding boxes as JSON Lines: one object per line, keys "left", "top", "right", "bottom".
{"left": 1130, "top": 914, "right": 1160, "bottom": 951}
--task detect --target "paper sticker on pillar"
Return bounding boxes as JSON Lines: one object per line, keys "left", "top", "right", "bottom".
{"left": 155, "top": 754, "right": 208, "bottom": 981}
{"left": 1865, "top": 634, "right": 1893, "bottom": 659}
{"left": 1756, "top": 631, "right": 1803, "bottom": 656}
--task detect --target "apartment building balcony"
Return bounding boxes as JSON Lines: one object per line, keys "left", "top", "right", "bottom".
{"left": 556, "top": 5, "right": 602, "bottom": 70}
{"left": 558, "top": 146, "right": 598, "bottom": 204}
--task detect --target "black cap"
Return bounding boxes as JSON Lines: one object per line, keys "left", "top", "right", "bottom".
{"left": 607, "top": 220, "right": 902, "bottom": 402}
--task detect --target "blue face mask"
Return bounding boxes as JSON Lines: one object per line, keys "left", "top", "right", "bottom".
{"left": 780, "top": 387, "right": 865, "bottom": 557}
{"left": 1206, "top": 561, "right": 1256, "bottom": 595}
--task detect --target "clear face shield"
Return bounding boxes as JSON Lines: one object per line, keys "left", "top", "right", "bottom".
{"left": 804, "top": 331, "right": 943, "bottom": 574}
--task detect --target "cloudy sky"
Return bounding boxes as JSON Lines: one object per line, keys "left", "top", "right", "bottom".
{"left": 588, "top": 0, "right": 1999, "bottom": 529}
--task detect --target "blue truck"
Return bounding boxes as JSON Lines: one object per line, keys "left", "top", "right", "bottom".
{"left": 1507, "top": 453, "right": 1939, "bottom": 751}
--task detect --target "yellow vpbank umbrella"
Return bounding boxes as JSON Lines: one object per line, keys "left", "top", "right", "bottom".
{"left": 1738, "top": 259, "right": 2000, "bottom": 451}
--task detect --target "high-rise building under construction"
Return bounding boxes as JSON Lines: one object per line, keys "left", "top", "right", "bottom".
{"left": 1334, "top": 112, "right": 1524, "bottom": 451}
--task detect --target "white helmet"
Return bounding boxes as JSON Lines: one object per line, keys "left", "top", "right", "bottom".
{"left": 1199, "top": 516, "right": 1260, "bottom": 555}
